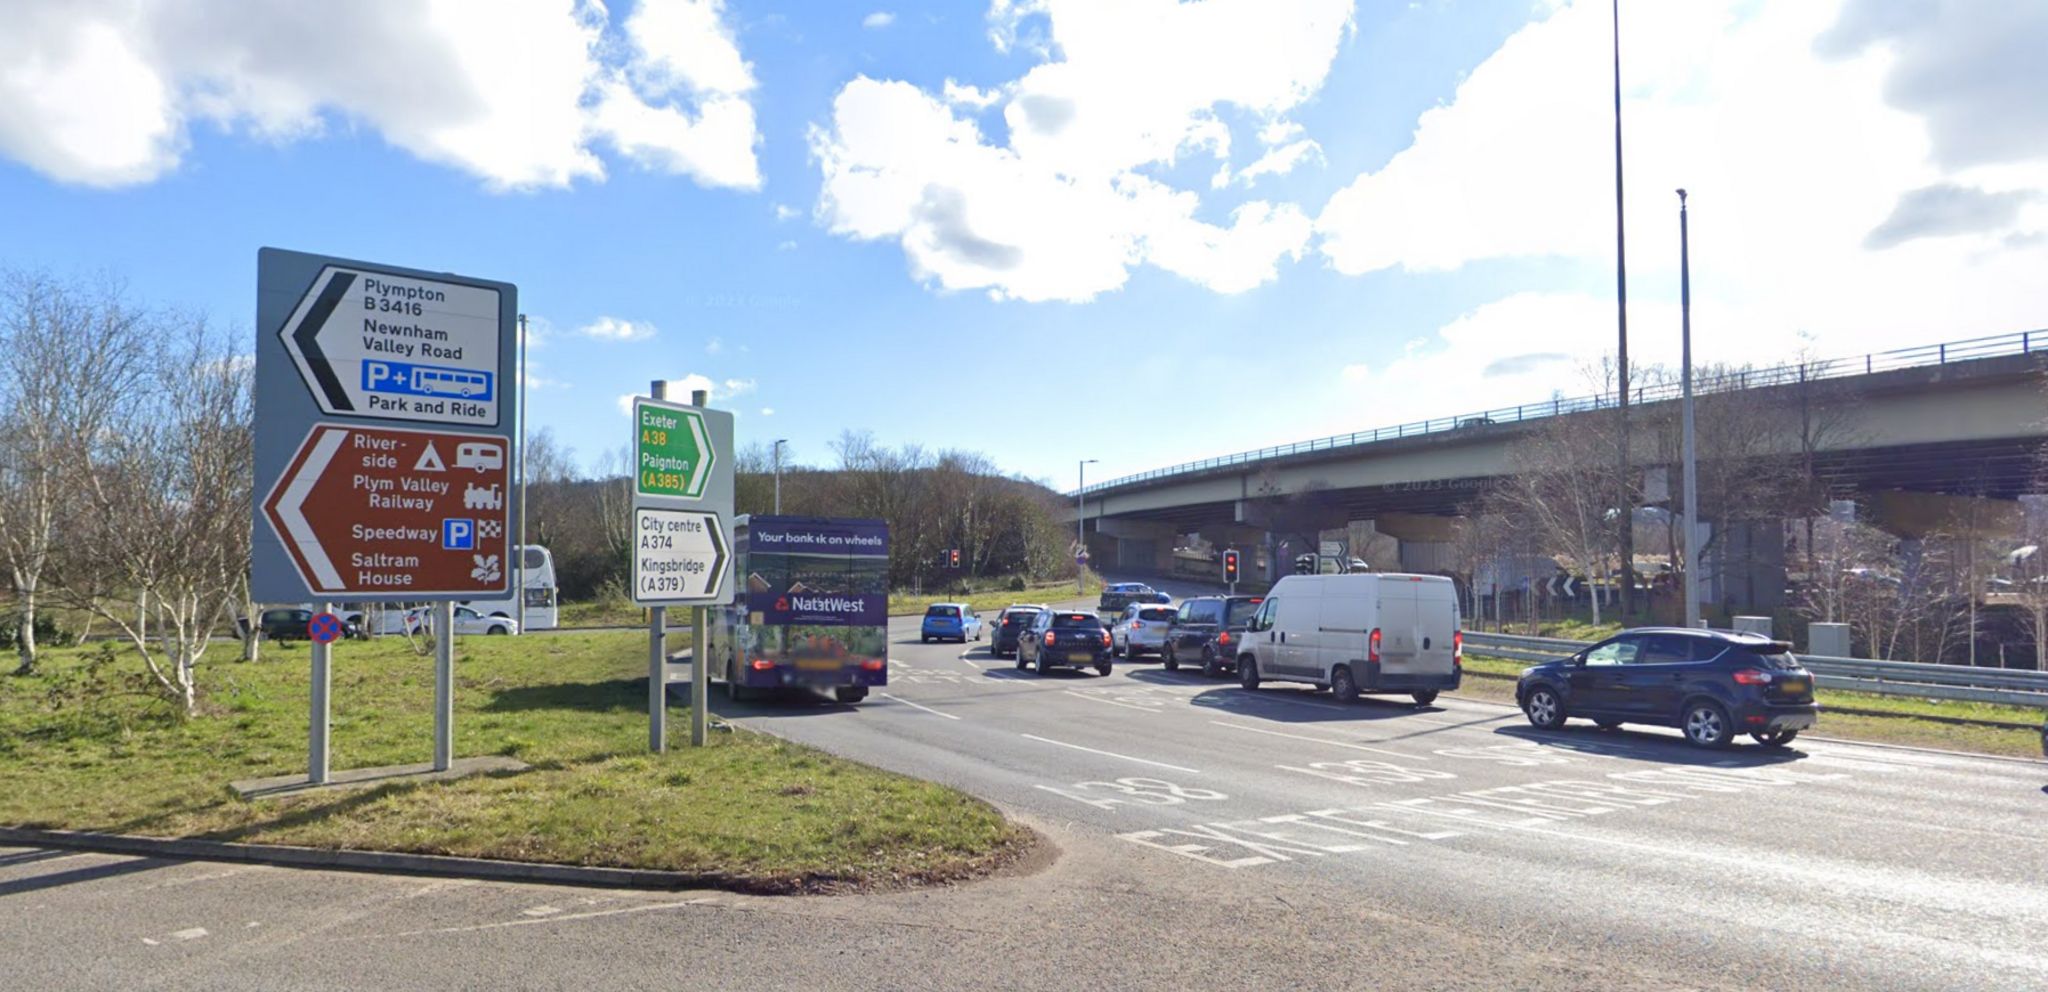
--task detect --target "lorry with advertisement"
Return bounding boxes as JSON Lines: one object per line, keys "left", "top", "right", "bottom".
{"left": 707, "top": 515, "right": 890, "bottom": 704}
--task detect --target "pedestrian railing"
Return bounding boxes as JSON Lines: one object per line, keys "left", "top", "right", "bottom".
{"left": 1079, "top": 329, "right": 2047, "bottom": 497}
{"left": 1462, "top": 631, "right": 2048, "bottom": 709}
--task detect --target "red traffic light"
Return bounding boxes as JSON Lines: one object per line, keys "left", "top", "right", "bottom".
{"left": 1223, "top": 550, "right": 1240, "bottom": 579}
{"left": 949, "top": 548, "right": 960, "bottom": 567}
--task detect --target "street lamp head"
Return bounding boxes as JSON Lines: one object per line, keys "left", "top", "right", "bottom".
{"left": 1676, "top": 187, "right": 1687, "bottom": 204}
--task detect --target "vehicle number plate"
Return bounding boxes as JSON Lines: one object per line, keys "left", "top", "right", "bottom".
{"left": 796, "top": 659, "right": 841, "bottom": 671}
{"left": 1778, "top": 679, "right": 1807, "bottom": 693}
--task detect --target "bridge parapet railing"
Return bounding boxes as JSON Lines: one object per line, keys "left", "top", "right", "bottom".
{"left": 1462, "top": 631, "right": 2048, "bottom": 709}
{"left": 1081, "top": 329, "right": 2045, "bottom": 495}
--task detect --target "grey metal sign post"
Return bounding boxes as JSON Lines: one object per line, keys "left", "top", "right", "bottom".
{"left": 252, "top": 248, "right": 518, "bottom": 783}
{"left": 629, "top": 388, "right": 735, "bottom": 751}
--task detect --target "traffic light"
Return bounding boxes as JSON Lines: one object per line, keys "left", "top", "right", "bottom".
{"left": 949, "top": 548, "right": 961, "bottom": 568}
{"left": 1223, "top": 549, "right": 1239, "bottom": 582}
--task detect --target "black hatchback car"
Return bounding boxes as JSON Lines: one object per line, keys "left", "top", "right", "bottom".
{"left": 990, "top": 605, "right": 1047, "bottom": 659}
{"left": 1161, "top": 594, "right": 1264, "bottom": 678}
{"left": 1516, "top": 628, "right": 1819, "bottom": 748}
{"left": 1017, "top": 610, "right": 1112, "bottom": 676}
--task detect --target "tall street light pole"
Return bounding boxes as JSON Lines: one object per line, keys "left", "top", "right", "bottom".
{"left": 1077, "top": 459, "right": 1097, "bottom": 594}
{"left": 1612, "top": 0, "right": 1635, "bottom": 619}
{"left": 772, "top": 439, "right": 788, "bottom": 514}
{"left": 1678, "top": 189, "right": 1700, "bottom": 628}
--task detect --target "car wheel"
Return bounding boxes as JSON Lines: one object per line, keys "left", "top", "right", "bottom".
{"left": 1595, "top": 719, "right": 1623, "bottom": 731}
{"left": 1200, "top": 647, "right": 1222, "bottom": 679}
{"left": 1752, "top": 728, "right": 1799, "bottom": 747}
{"left": 1331, "top": 665, "right": 1359, "bottom": 703}
{"left": 1522, "top": 686, "right": 1566, "bottom": 729}
{"left": 1410, "top": 690, "right": 1438, "bottom": 707}
{"left": 488, "top": 626, "right": 508, "bottom": 636}
{"left": 834, "top": 686, "right": 868, "bottom": 704}
{"left": 921, "top": 635, "right": 931, "bottom": 644}
{"left": 1162, "top": 644, "right": 1179, "bottom": 672}
{"left": 1237, "top": 656, "right": 1261, "bottom": 691}
{"left": 1096, "top": 661, "right": 1112, "bottom": 677}
{"left": 1110, "top": 640, "right": 1123, "bottom": 659}
{"left": 1035, "top": 657, "right": 1054, "bottom": 676}
{"left": 1682, "top": 700, "right": 1734, "bottom": 748}
{"left": 1015, "top": 650, "right": 1028, "bottom": 671}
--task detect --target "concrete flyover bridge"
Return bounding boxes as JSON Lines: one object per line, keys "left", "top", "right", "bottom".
{"left": 1071, "top": 331, "right": 2048, "bottom": 596}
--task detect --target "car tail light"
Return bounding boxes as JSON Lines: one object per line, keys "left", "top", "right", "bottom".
{"left": 859, "top": 658, "right": 885, "bottom": 671}
{"left": 750, "top": 658, "right": 775, "bottom": 671}
{"left": 1044, "top": 631, "right": 1057, "bottom": 646}
{"left": 1100, "top": 631, "right": 1111, "bottom": 647}
{"left": 1731, "top": 669, "right": 1769, "bottom": 686}
{"left": 1453, "top": 630, "right": 1464, "bottom": 664}
{"left": 1131, "top": 621, "right": 1143, "bottom": 630}
{"left": 1216, "top": 631, "right": 1232, "bottom": 646}
{"left": 1368, "top": 628, "right": 1381, "bottom": 663}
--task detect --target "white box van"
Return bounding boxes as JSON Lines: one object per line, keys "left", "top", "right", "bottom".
{"left": 1236, "top": 573, "right": 1462, "bottom": 705}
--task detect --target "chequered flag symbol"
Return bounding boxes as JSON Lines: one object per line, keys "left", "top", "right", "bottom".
{"left": 478, "top": 520, "right": 504, "bottom": 539}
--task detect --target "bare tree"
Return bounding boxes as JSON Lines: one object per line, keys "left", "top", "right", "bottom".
{"left": 1498, "top": 410, "right": 1622, "bottom": 625}
{"left": 0, "top": 272, "right": 146, "bottom": 673}
{"left": 58, "top": 317, "right": 251, "bottom": 716}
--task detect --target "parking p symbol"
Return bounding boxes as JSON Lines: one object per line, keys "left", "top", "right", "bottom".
{"left": 442, "top": 518, "right": 475, "bottom": 550}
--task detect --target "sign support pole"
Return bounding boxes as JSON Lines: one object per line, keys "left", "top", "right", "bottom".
{"left": 434, "top": 601, "right": 455, "bottom": 771}
{"left": 648, "top": 379, "right": 669, "bottom": 754}
{"left": 690, "top": 388, "right": 710, "bottom": 748}
{"left": 309, "top": 600, "right": 332, "bottom": 785}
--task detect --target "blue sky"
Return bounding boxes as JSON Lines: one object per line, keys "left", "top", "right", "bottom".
{"left": 3, "top": 1, "right": 2042, "bottom": 488}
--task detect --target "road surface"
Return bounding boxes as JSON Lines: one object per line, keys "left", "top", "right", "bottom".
{"left": 6, "top": 605, "right": 2045, "bottom": 991}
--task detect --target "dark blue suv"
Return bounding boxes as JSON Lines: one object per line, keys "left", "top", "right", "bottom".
{"left": 1515, "top": 628, "right": 1819, "bottom": 748}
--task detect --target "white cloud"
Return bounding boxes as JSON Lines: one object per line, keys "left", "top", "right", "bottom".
{"left": 522, "top": 314, "right": 555, "bottom": 349}
{"left": 1230, "top": 138, "right": 1322, "bottom": 187}
{"left": 1315, "top": 0, "right": 2048, "bottom": 388}
{"left": 0, "top": 0, "right": 762, "bottom": 191}
{"left": 705, "top": 336, "right": 724, "bottom": 354}
{"left": 777, "top": 239, "right": 798, "bottom": 251}
{"left": 810, "top": 0, "right": 1352, "bottom": 301}
{"left": 863, "top": 12, "right": 896, "bottom": 30}
{"left": 579, "top": 316, "right": 658, "bottom": 342}
{"left": 760, "top": 407, "right": 775, "bottom": 416}
{"left": 616, "top": 373, "right": 756, "bottom": 414}
{"left": 1338, "top": 362, "right": 1370, "bottom": 384}
{"left": 773, "top": 203, "right": 800, "bottom": 221}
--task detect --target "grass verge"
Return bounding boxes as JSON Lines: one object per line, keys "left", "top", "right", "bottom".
{"left": 888, "top": 572, "right": 1102, "bottom": 617}
{"left": 1458, "top": 654, "right": 2045, "bottom": 759}
{"left": 0, "top": 634, "right": 1029, "bottom": 892}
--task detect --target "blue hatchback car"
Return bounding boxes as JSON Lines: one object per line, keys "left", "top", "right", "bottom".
{"left": 920, "top": 603, "right": 983, "bottom": 643}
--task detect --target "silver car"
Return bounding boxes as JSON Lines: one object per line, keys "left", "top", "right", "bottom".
{"left": 1111, "top": 602, "right": 1179, "bottom": 660}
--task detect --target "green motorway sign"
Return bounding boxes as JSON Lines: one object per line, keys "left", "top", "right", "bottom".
{"left": 634, "top": 398, "right": 717, "bottom": 499}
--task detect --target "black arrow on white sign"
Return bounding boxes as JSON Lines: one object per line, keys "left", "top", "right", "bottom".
{"left": 291, "top": 270, "right": 356, "bottom": 412}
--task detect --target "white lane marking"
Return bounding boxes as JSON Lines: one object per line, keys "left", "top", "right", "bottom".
{"left": 1210, "top": 720, "right": 1424, "bottom": 760}
{"left": 352, "top": 898, "right": 719, "bottom": 940}
{"left": 1063, "top": 690, "right": 1158, "bottom": 713}
{"left": 1021, "top": 734, "right": 1201, "bottom": 774}
{"left": 890, "top": 658, "right": 913, "bottom": 671}
{"left": 520, "top": 906, "right": 562, "bottom": 917}
{"left": 170, "top": 928, "right": 209, "bottom": 941}
{"left": 140, "top": 938, "right": 159, "bottom": 946}
{"left": 876, "top": 692, "right": 961, "bottom": 720}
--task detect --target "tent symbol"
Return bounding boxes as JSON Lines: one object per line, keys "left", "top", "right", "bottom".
{"left": 415, "top": 442, "right": 446, "bottom": 472}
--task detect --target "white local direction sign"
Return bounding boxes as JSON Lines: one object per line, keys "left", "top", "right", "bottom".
{"left": 280, "top": 265, "right": 504, "bottom": 427}
{"left": 632, "top": 507, "right": 732, "bottom": 606}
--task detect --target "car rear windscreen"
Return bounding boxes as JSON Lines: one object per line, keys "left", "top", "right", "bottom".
{"left": 1740, "top": 642, "right": 1802, "bottom": 669}
{"left": 1139, "top": 608, "right": 1176, "bottom": 622}
{"left": 926, "top": 606, "right": 959, "bottom": 618}
{"left": 1052, "top": 613, "right": 1103, "bottom": 629}
{"left": 1225, "top": 599, "right": 1264, "bottom": 626}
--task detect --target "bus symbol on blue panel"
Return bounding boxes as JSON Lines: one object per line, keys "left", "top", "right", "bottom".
{"left": 364, "top": 360, "right": 495, "bottom": 401}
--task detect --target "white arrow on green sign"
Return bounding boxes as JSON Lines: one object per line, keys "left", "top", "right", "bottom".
{"left": 633, "top": 397, "right": 717, "bottom": 499}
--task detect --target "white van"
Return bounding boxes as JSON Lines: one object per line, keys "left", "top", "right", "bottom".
{"left": 1236, "top": 573, "right": 1462, "bottom": 705}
